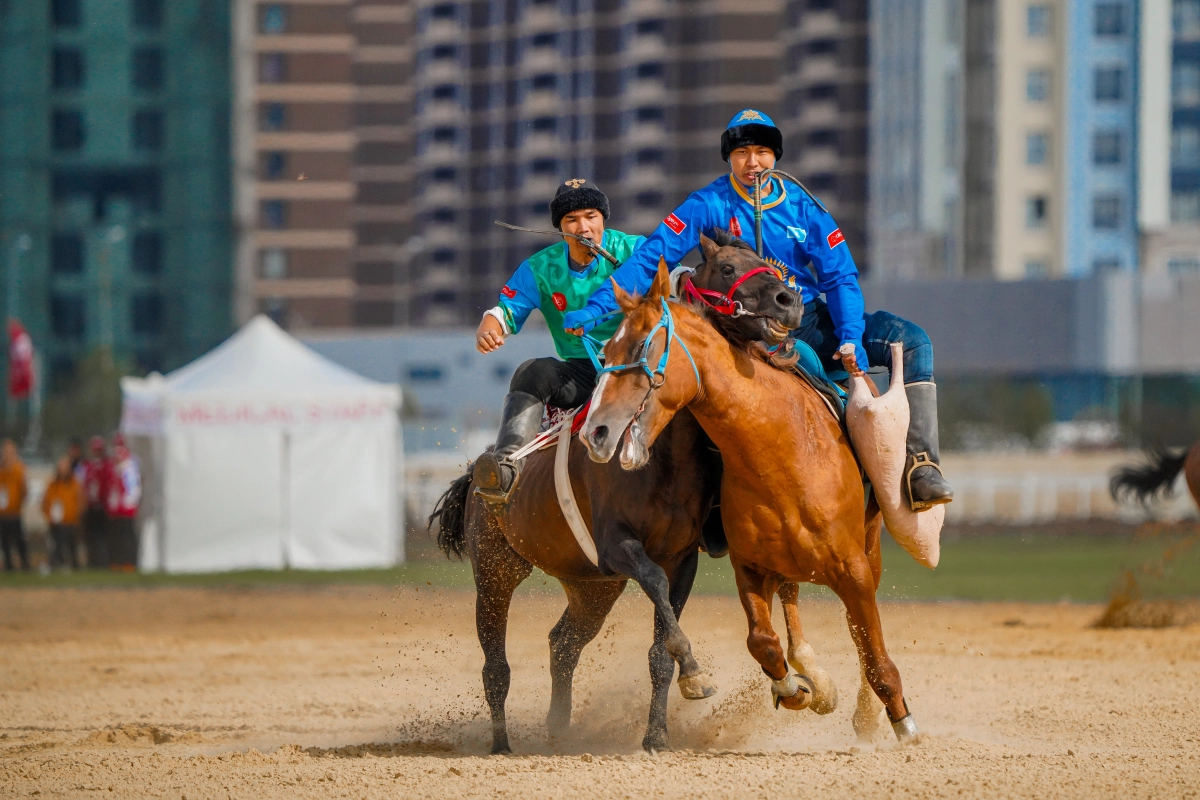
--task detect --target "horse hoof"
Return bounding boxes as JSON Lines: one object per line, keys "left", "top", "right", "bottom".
{"left": 642, "top": 733, "right": 670, "bottom": 753}
{"left": 892, "top": 714, "right": 920, "bottom": 743}
{"left": 808, "top": 668, "right": 839, "bottom": 715}
{"left": 490, "top": 743, "right": 512, "bottom": 756}
{"left": 677, "top": 672, "right": 717, "bottom": 700}
{"left": 771, "top": 673, "right": 813, "bottom": 711}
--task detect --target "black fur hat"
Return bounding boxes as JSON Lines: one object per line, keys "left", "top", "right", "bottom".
{"left": 720, "top": 109, "right": 784, "bottom": 162}
{"left": 549, "top": 179, "right": 610, "bottom": 229}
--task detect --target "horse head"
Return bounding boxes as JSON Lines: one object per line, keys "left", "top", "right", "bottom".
{"left": 583, "top": 259, "right": 707, "bottom": 469}
{"left": 688, "top": 229, "right": 802, "bottom": 346}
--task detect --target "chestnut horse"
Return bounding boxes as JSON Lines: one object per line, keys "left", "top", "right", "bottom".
{"left": 581, "top": 260, "right": 920, "bottom": 742}
{"left": 1111, "top": 444, "right": 1200, "bottom": 511}
{"left": 429, "top": 233, "right": 802, "bottom": 754}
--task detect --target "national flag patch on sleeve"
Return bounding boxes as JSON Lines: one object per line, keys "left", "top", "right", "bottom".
{"left": 500, "top": 285, "right": 517, "bottom": 299}
{"left": 664, "top": 213, "right": 687, "bottom": 235}
{"left": 826, "top": 228, "right": 846, "bottom": 249}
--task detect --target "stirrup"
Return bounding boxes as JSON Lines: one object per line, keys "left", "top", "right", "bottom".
{"left": 473, "top": 458, "right": 521, "bottom": 506}
{"left": 904, "top": 452, "right": 948, "bottom": 512}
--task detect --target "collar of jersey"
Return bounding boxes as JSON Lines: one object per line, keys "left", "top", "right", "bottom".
{"left": 729, "top": 173, "right": 787, "bottom": 210}
{"left": 563, "top": 230, "right": 608, "bottom": 278}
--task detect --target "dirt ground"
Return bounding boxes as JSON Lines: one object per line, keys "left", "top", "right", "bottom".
{"left": 1, "top": 584, "right": 1198, "bottom": 799}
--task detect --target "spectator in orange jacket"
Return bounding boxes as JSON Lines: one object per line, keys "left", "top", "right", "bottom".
{"left": 42, "top": 456, "right": 84, "bottom": 570}
{"left": 0, "top": 439, "right": 28, "bottom": 571}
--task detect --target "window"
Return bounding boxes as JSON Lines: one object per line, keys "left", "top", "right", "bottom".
{"left": 1024, "top": 260, "right": 1048, "bottom": 278}
{"left": 1094, "top": 67, "right": 1125, "bottom": 102}
{"left": 430, "top": 208, "right": 456, "bottom": 223}
{"left": 431, "top": 290, "right": 456, "bottom": 305}
{"left": 1094, "top": 3, "right": 1126, "bottom": 36}
{"left": 808, "top": 0, "right": 836, "bottom": 9}
{"left": 431, "top": 126, "right": 457, "bottom": 143}
{"left": 260, "top": 53, "right": 286, "bottom": 83}
{"left": 635, "top": 19, "right": 664, "bottom": 35}
{"left": 808, "top": 83, "right": 838, "bottom": 100}
{"left": 260, "top": 4, "right": 286, "bottom": 33}
{"left": 133, "top": 47, "right": 164, "bottom": 92}
{"left": 52, "top": 109, "right": 85, "bottom": 151}
{"left": 1026, "top": 132, "right": 1049, "bottom": 165}
{"left": 1026, "top": 195, "right": 1048, "bottom": 228}
{"left": 1026, "top": 69, "right": 1051, "bottom": 102}
{"left": 51, "top": 0, "right": 80, "bottom": 28}
{"left": 432, "top": 84, "right": 459, "bottom": 100}
{"left": 132, "top": 233, "right": 163, "bottom": 275}
{"left": 531, "top": 32, "right": 558, "bottom": 48}
{"left": 131, "top": 293, "right": 164, "bottom": 336}
{"left": 1093, "top": 257, "right": 1121, "bottom": 272}
{"left": 807, "top": 129, "right": 838, "bottom": 146}
{"left": 432, "top": 167, "right": 458, "bottom": 182}
{"left": 530, "top": 74, "right": 557, "bottom": 92}
{"left": 530, "top": 158, "right": 557, "bottom": 174}
{"left": 264, "top": 151, "right": 286, "bottom": 179}
{"left": 133, "top": 0, "right": 162, "bottom": 28}
{"left": 430, "top": 3, "right": 457, "bottom": 19}
{"left": 50, "top": 293, "right": 85, "bottom": 340}
{"left": 1173, "top": 63, "right": 1200, "bottom": 106}
{"left": 1172, "top": 191, "right": 1200, "bottom": 221}
{"left": 807, "top": 172, "right": 836, "bottom": 191}
{"left": 52, "top": 49, "right": 84, "bottom": 90}
{"left": 1173, "top": 126, "right": 1200, "bottom": 167}
{"left": 131, "top": 110, "right": 163, "bottom": 151}
{"left": 1027, "top": 4, "right": 1051, "bottom": 36}
{"left": 431, "top": 248, "right": 456, "bottom": 264}
{"left": 806, "top": 38, "right": 838, "bottom": 55}
{"left": 262, "top": 200, "right": 287, "bottom": 229}
{"left": 260, "top": 248, "right": 286, "bottom": 279}
{"left": 1168, "top": 257, "right": 1200, "bottom": 273}
{"left": 408, "top": 366, "right": 444, "bottom": 382}
{"left": 431, "top": 44, "right": 458, "bottom": 60}
{"left": 1093, "top": 130, "right": 1122, "bottom": 165}
{"left": 531, "top": 116, "right": 557, "bottom": 133}
{"left": 635, "top": 62, "right": 663, "bottom": 79}
{"left": 1092, "top": 194, "right": 1122, "bottom": 229}
{"left": 51, "top": 234, "right": 83, "bottom": 275}
{"left": 261, "top": 103, "right": 286, "bottom": 131}
{"left": 636, "top": 148, "right": 664, "bottom": 164}
{"left": 635, "top": 106, "right": 664, "bottom": 122}
{"left": 1177, "top": 0, "right": 1200, "bottom": 38}
{"left": 636, "top": 191, "right": 664, "bottom": 208}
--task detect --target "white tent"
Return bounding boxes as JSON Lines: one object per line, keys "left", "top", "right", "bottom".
{"left": 120, "top": 315, "right": 403, "bottom": 573}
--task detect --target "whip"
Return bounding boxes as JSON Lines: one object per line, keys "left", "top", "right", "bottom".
{"left": 493, "top": 221, "right": 620, "bottom": 266}
{"left": 751, "top": 169, "right": 827, "bottom": 258}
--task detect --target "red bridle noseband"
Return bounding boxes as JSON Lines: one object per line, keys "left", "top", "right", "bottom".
{"left": 681, "top": 266, "right": 781, "bottom": 317}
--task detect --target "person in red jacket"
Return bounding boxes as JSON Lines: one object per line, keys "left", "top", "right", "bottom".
{"left": 105, "top": 439, "right": 141, "bottom": 571}
{"left": 81, "top": 436, "right": 114, "bottom": 568}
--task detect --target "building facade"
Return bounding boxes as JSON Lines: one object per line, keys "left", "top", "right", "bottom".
{"left": 0, "top": 0, "right": 233, "bottom": 384}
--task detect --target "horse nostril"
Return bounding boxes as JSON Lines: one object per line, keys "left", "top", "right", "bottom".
{"left": 590, "top": 425, "right": 609, "bottom": 446}
{"left": 775, "top": 291, "right": 794, "bottom": 308}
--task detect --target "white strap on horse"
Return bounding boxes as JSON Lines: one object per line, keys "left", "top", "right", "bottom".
{"left": 553, "top": 420, "right": 599, "bottom": 566}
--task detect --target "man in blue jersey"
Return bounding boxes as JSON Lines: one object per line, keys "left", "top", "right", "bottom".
{"left": 564, "top": 109, "right": 953, "bottom": 511}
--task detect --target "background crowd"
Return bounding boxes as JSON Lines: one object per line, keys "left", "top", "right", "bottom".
{"left": 0, "top": 435, "right": 141, "bottom": 572}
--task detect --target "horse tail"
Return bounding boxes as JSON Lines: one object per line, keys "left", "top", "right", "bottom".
{"left": 1110, "top": 447, "right": 1190, "bottom": 506}
{"left": 428, "top": 469, "right": 473, "bottom": 561}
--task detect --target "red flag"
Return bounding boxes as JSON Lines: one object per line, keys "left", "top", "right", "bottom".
{"left": 8, "top": 320, "right": 33, "bottom": 399}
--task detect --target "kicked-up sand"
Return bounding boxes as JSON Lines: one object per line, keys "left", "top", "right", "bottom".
{"left": 1, "top": 583, "right": 1198, "bottom": 798}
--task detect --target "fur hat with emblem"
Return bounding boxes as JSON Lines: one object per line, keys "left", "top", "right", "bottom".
{"left": 720, "top": 108, "right": 784, "bottom": 162}
{"left": 549, "top": 179, "right": 610, "bottom": 229}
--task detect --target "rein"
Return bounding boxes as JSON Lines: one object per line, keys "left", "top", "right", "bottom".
{"left": 681, "top": 265, "right": 780, "bottom": 317}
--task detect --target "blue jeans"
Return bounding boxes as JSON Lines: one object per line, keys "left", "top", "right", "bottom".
{"left": 793, "top": 299, "right": 935, "bottom": 383}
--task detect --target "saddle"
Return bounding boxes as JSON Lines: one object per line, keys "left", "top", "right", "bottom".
{"left": 786, "top": 339, "right": 891, "bottom": 426}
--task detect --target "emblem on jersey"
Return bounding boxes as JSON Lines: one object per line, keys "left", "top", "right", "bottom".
{"left": 551, "top": 292, "right": 568, "bottom": 311}
{"left": 737, "top": 110, "right": 765, "bottom": 123}
{"left": 500, "top": 285, "right": 517, "bottom": 299}
{"left": 786, "top": 226, "right": 807, "bottom": 242}
{"left": 827, "top": 228, "right": 845, "bottom": 249}
{"left": 664, "top": 213, "right": 687, "bottom": 235}
{"left": 564, "top": 178, "right": 586, "bottom": 189}
{"left": 729, "top": 216, "right": 742, "bottom": 237}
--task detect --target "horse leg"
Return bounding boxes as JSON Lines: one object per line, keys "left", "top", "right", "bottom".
{"left": 830, "top": 553, "right": 918, "bottom": 743}
{"left": 472, "top": 519, "right": 533, "bottom": 755}
{"left": 599, "top": 528, "right": 716, "bottom": 701}
{"left": 733, "top": 564, "right": 812, "bottom": 711}
{"left": 778, "top": 582, "right": 838, "bottom": 714}
{"left": 641, "top": 549, "right": 702, "bottom": 752}
{"left": 546, "top": 578, "right": 626, "bottom": 739}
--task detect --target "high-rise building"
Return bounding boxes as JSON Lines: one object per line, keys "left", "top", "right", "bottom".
{"left": 0, "top": 0, "right": 233, "bottom": 383}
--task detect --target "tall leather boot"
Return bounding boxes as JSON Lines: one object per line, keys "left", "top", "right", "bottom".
{"left": 473, "top": 391, "right": 544, "bottom": 504}
{"left": 903, "top": 382, "right": 954, "bottom": 511}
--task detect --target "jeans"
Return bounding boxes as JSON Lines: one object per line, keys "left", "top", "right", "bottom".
{"left": 793, "top": 298, "right": 935, "bottom": 383}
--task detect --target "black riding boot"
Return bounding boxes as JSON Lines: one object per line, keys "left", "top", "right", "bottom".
{"left": 473, "top": 391, "right": 544, "bottom": 504}
{"left": 903, "top": 382, "right": 954, "bottom": 511}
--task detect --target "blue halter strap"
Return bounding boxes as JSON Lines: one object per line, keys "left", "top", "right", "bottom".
{"left": 581, "top": 298, "right": 700, "bottom": 390}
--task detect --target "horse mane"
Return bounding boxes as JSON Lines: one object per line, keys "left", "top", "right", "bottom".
{"left": 703, "top": 227, "right": 756, "bottom": 255}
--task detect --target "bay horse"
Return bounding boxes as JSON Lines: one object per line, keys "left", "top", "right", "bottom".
{"left": 581, "top": 260, "right": 920, "bottom": 742}
{"left": 1111, "top": 444, "right": 1200, "bottom": 511}
{"left": 429, "top": 232, "right": 803, "bottom": 754}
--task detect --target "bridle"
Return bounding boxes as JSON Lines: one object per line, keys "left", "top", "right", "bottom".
{"left": 681, "top": 265, "right": 781, "bottom": 317}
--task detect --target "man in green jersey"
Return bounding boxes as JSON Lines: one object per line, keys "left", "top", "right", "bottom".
{"left": 472, "top": 180, "right": 644, "bottom": 502}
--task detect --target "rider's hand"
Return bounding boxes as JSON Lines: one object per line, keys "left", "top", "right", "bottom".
{"left": 564, "top": 327, "right": 584, "bottom": 337}
{"left": 475, "top": 315, "right": 506, "bottom": 354}
{"left": 832, "top": 341, "right": 868, "bottom": 370}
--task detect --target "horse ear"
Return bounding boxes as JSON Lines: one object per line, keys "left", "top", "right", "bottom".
{"left": 649, "top": 257, "right": 671, "bottom": 300}
{"left": 612, "top": 276, "right": 637, "bottom": 312}
{"left": 699, "top": 233, "right": 720, "bottom": 263}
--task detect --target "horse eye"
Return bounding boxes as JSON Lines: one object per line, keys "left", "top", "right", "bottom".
{"left": 721, "top": 264, "right": 735, "bottom": 277}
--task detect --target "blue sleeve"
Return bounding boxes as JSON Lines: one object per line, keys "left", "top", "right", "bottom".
{"left": 563, "top": 193, "right": 716, "bottom": 332}
{"left": 496, "top": 260, "right": 541, "bottom": 335}
{"left": 798, "top": 201, "right": 868, "bottom": 366}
